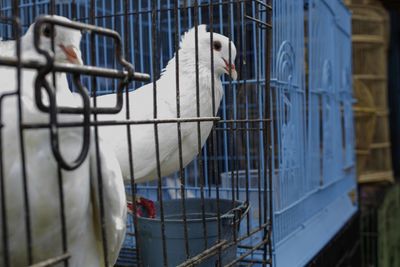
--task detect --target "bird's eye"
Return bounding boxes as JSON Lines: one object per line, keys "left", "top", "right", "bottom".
{"left": 42, "top": 24, "right": 55, "bottom": 38}
{"left": 213, "top": 40, "right": 222, "bottom": 51}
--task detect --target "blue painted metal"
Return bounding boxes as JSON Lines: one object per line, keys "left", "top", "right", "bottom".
{"left": 0, "top": 1, "right": 357, "bottom": 266}
{"left": 270, "top": 0, "right": 307, "bottom": 249}
{"left": 272, "top": 0, "right": 357, "bottom": 266}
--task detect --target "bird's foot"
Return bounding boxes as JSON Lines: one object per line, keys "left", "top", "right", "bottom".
{"left": 127, "top": 196, "right": 156, "bottom": 219}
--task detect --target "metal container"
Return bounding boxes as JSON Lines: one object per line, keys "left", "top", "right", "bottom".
{"left": 137, "top": 198, "right": 249, "bottom": 267}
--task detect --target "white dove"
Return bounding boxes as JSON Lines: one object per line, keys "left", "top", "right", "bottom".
{"left": 0, "top": 15, "right": 126, "bottom": 267}
{"left": 95, "top": 25, "right": 237, "bottom": 184}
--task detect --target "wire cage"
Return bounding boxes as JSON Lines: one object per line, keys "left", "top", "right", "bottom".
{"left": 0, "top": 1, "right": 357, "bottom": 267}
{"left": 343, "top": 0, "right": 382, "bottom": 6}
{"left": 271, "top": 0, "right": 358, "bottom": 265}
{"left": 353, "top": 79, "right": 377, "bottom": 175}
{"left": 360, "top": 183, "right": 400, "bottom": 267}
{"left": 345, "top": 1, "right": 394, "bottom": 183}
{"left": 0, "top": 0, "right": 273, "bottom": 266}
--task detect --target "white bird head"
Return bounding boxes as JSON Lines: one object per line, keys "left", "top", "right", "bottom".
{"left": 22, "top": 15, "right": 83, "bottom": 65}
{"left": 180, "top": 25, "right": 237, "bottom": 80}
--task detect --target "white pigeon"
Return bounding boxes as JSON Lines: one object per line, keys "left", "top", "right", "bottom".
{"left": 0, "top": 15, "right": 126, "bottom": 267}
{"left": 95, "top": 25, "right": 237, "bottom": 184}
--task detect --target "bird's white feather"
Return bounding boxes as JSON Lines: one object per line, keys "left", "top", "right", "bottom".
{"left": 0, "top": 16, "right": 126, "bottom": 267}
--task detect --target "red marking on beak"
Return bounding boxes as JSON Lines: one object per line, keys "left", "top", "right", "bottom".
{"left": 59, "top": 44, "right": 81, "bottom": 65}
{"left": 222, "top": 58, "right": 236, "bottom": 72}
{"left": 222, "top": 58, "right": 237, "bottom": 80}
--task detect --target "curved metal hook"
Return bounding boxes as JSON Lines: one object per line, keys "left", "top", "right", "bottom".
{"left": 34, "top": 74, "right": 91, "bottom": 170}
{"left": 30, "top": 15, "right": 144, "bottom": 169}
{"left": 33, "top": 15, "right": 142, "bottom": 115}
{"left": 225, "top": 201, "right": 250, "bottom": 228}
{"left": 32, "top": 15, "right": 92, "bottom": 170}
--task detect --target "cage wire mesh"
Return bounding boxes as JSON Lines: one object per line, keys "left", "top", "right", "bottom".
{"left": 270, "top": 1, "right": 357, "bottom": 266}
{"left": 345, "top": 0, "right": 394, "bottom": 183}
{"left": 0, "top": 0, "right": 273, "bottom": 266}
{"left": 307, "top": 0, "right": 356, "bottom": 198}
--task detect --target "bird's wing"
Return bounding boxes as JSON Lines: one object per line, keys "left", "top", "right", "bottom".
{"left": 89, "top": 137, "right": 127, "bottom": 267}
{"left": 95, "top": 82, "right": 157, "bottom": 120}
{"left": 94, "top": 83, "right": 167, "bottom": 180}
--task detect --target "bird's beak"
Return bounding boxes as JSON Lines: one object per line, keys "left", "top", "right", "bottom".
{"left": 59, "top": 44, "right": 83, "bottom": 65}
{"left": 222, "top": 58, "right": 237, "bottom": 81}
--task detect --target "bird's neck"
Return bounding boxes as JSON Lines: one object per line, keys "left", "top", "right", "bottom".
{"left": 162, "top": 50, "right": 224, "bottom": 87}
{"left": 159, "top": 53, "right": 224, "bottom": 117}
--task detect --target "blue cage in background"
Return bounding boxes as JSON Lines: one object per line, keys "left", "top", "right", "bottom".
{"left": 270, "top": 0, "right": 357, "bottom": 266}
{"left": 0, "top": 0, "right": 357, "bottom": 266}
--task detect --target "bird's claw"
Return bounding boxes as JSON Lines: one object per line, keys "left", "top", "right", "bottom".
{"left": 127, "top": 195, "right": 156, "bottom": 219}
